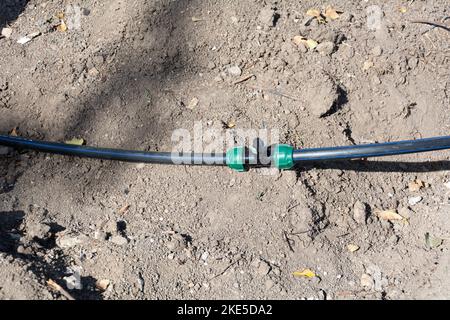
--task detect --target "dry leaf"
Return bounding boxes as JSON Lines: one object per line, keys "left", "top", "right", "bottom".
{"left": 293, "top": 36, "right": 318, "bottom": 49}
{"left": 226, "top": 121, "right": 235, "bottom": 129}
{"left": 425, "top": 232, "right": 443, "bottom": 249}
{"left": 57, "top": 20, "right": 68, "bottom": 32}
{"left": 56, "top": 12, "right": 65, "bottom": 19}
{"left": 9, "top": 127, "right": 18, "bottom": 136}
{"left": 324, "top": 7, "right": 341, "bottom": 20}
{"left": 187, "top": 97, "right": 199, "bottom": 110}
{"left": 306, "top": 9, "right": 321, "bottom": 17}
{"left": 292, "top": 35, "right": 307, "bottom": 46}
{"left": 363, "top": 60, "right": 374, "bottom": 70}
{"left": 65, "top": 138, "right": 85, "bottom": 146}
{"left": 408, "top": 179, "right": 425, "bottom": 192}
{"left": 118, "top": 204, "right": 130, "bottom": 215}
{"left": 95, "top": 279, "right": 111, "bottom": 291}
{"left": 306, "top": 8, "right": 325, "bottom": 23}
{"left": 293, "top": 268, "right": 316, "bottom": 278}
{"left": 347, "top": 244, "right": 360, "bottom": 252}
{"left": 375, "top": 209, "right": 405, "bottom": 221}
{"left": 305, "top": 39, "right": 319, "bottom": 49}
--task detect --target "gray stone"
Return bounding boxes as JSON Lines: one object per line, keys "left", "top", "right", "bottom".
{"left": 353, "top": 201, "right": 368, "bottom": 224}
{"left": 316, "top": 41, "right": 335, "bottom": 56}
{"left": 258, "top": 7, "right": 276, "bottom": 27}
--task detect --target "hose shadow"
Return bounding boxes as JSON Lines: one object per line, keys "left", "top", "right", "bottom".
{"left": 294, "top": 159, "right": 450, "bottom": 173}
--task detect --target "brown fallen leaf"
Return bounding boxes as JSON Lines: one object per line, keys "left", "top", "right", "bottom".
{"left": 293, "top": 268, "right": 316, "bottom": 278}
{"left": 118, "top": 204, "right": 130, "bottom": 215}
{"left": 375, "top": 209, "right": 405, "bottom": 221}
{"left": 56, "top": 12, "right": 65, "bottom": 19}
{"left": 9, "top": 127, "right": 18, "bottom": 136}
{"left": 306, "top": 9, "right": 321, "bottom": 18}
{"left": 408, "top": 179, "right": 425, "bottom": 192}
{"left": 324, "top": 6, "right": 341, "bottom": 20}
{"left": 57, "top": 20, "right": 68, "bottom": 32}
{"left": 292, "top": 35, "right": 318, "bottom": 50}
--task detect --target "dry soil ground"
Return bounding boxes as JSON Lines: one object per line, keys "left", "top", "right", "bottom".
{"left": 0, "top": 0, "right": 449, "bottom": 300}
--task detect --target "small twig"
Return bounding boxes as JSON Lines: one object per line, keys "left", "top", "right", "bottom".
{"left": 287, "top": 203, "right": 300, "bottom": 212}
{"left": 283, "top": 231, "right": 295, "bottom": 252}
{"left": 233, "top": 74, "right": 255, "bottom": 85}
{"left": 208, "top": 258, "right": 242, "bottom": 281}
{"left": 248, "top": 85, "right": 300, "bottom": 101}
{"left": 47, "top": 279, "right": 75, "bottom": 301}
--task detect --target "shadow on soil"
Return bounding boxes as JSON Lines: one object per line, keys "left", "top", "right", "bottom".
{"left": 0, "top": 0, "right": 29, "bottom": 29}
{"left": 0, "top": 210, "right": 103, "bottom": 300}
{"left": 295, "top": 159, "right": 450, "bottom": 173}
{"left": 0, "top": 0, "right": 193, "bottom": 300}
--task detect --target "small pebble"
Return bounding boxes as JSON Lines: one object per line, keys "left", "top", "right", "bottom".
{"left": 372, "top": 46, "right": 383, "bottom": 57}
{"left": 408, "top": 196, "right": 423, "bottom": 206}
{"left": 110, "top": 235, "right": 128, "bottom": 246}
{"left": 227, "top": 65, "right": 242, "bottom": 76}
{"left": 360, "top": 273, "right": 374, "bottom": 288}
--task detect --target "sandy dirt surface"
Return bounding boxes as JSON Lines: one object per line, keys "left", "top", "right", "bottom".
{"left": 0, "top": 0, "right": 449, "bottom": 300}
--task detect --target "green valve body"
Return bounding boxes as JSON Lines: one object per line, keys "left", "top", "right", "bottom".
{"left": 226, "top": 144, "right": 294, "bottom": 171}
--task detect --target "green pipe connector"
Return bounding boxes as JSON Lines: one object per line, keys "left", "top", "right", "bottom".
{"left": 272, "top": 144, "right": 294, "bottom": 170}
{"left": 226, "top": 146, "right": 246, "bottom": 172}
{"left": 226, "top": 144, "right": 294, "bottom": 171}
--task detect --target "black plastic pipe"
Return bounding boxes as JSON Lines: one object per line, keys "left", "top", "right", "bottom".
{"left": 293, "top": 135, "right": 450, "bottom": 162}
{"left": 1, "top": 134, "right": 450, "bottom": 166}
{"left": 0, "top": 135, "right": 227, "bottom": 165}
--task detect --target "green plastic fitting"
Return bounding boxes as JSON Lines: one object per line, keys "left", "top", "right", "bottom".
{"left": 272, "top": 144, "right": 294, "bottom": 170}
{"left": 226, "top": 144, "right": 294, "bottom": 172}
{"left": 226, "top": 146, "right": 246, "bottom": 172}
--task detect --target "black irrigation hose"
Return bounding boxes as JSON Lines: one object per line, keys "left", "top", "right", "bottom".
{"left": 0, "top": 135, "right": 227, "bottom": 165}
{"left": 1, "top": 134, "right": 450, "bottom": 171}
{"left": 293, "top": 135, "right": 450, "bottom": 162}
